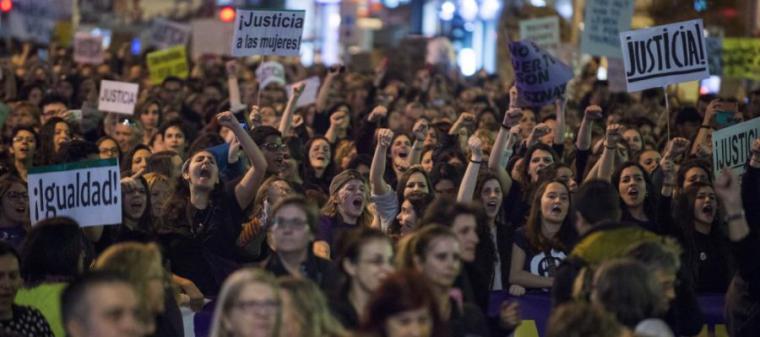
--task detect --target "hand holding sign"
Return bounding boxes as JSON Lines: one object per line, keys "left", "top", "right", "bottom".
{"left": 585, "top": 105, "right": 603, "bottom": 121}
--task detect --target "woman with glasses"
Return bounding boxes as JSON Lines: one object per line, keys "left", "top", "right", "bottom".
{"left": 250, "top": 126, "right": 291, "bottom": 177}
{"left": 263, "top": 196, "right": 335, "bottom": 289}
{"left": 209, "top": 268, "right": 281, "bottom": 337}
{"left": 7, "top": 127, "right": 37, "bottom": 181}
{"left": 96, "top": 136, "right": 121, "bottom": 160}
{"left": 330, "top": 227, "right": 394, "bottom": 330}
{"left": 0, "top": 174, "right": 29, "bottom": 250}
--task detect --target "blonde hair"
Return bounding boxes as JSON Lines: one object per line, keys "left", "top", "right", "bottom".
{"left": 278, "top": 277, "right": 349, "bottom": 337}
{"left": 209, "top": 268, "right": 281, "bottom": 337}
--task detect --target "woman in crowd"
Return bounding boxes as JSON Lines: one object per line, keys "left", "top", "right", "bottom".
{"left": 96, "top": 175, "right": 154, "bottom": 252}
{"left": 7, "top": 127, "right": 37, "bottom": 180}
{"left": 137, "top": 99, "right": 163, "bottom": 146}
{"left": 209, "top": 268, "right": 281, "bottom": 337}
{"left": 16, "top": 217, "right": 86, "bottom": 337}
{"left": 263, "top": 196, "right": 335, "bottom": 288}
{"left": 0, "top": 174, "right": 29, "bottom": 249}
{"left": 0, "top": 241, "right": 54, "bottom": 337}
{"left": 122, "top": 144, "right": 152, "bottom": 176}
{"left": 158, "top": 111, "right": 267, "bottom": 295}
{"left": 318, "top": 169, "right": 372, "bottom": 250}
{"left": 394, "top": 196, "right": 430, "bottom": 238}
{"left": 96, "top": 136, "right": 121, "bottom": 160}
{"left": 331, "top": 227, "right": 394, "bottom": 329}
{"left": 38, "top": 117, "right": 72, "bottom": 165}
{"left": 673, "top": 182, "right": 734, "bottom": 293}
{"left": 358, "top": 269, "right": 447, "bottom": 337}
{"left": 159, "top": 120, "right": 189, "bottom": 159}
{"left": 236, "top": 176, "right": 296, "bottom": 260}
{"left": 611, "top": 161, "right": 675, "bottom": 235}
{"left": 509, "top": 180, "right": 576, "bottom": 295}
{"left": 144, "top": 172, "right": 174, "bottom": 218}
{"left": 301, "top": 137, "right": 336, "bottom": 194}
{"left": 93, "top": 242, "right": 182, "bottom": 337}
{"left": 278, "top": 277, "right": 349, "bottom": 337}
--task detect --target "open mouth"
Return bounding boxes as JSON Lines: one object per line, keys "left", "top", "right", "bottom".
{"left": 550, "top": 204, "right": 562, "bottom": 215}
{"left": 702, "top": 204, "right": 714, "bottom": 215}
{"left": 398, "top": 150, "right": 409, "bottom": 159}
{"left": 627, "top": 187, "right": 639, "bottom": 198}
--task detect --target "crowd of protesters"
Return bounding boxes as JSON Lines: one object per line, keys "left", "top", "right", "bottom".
{"left": 0, "top": 38, "right": 759, "bottom": 337}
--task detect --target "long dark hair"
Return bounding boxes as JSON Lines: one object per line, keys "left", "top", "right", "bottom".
{"left": 395, "top": 166, "right": 432, "bottom": 203}
{"left": 302, "top": 136, "right": 336, "bottom": 188}
{"left": 333, "top": 227, "right": 392, "bottom": 297}
{"left": 123, "top": 175, "right": 154, "bottom": 233}
{"left": 21, "top": 217, "right": 85, "bottom": 285}
{"left": 611, "top": 162, "right": 657, "bottom": 223}
{"left": 121, "top": 144, "right": 151, "bottom": 175}
{"left": 524, "top": 180, "right": 576, "bottom": 253}
{"left": 38, "top": 117, "right": 72, "bottom": 164}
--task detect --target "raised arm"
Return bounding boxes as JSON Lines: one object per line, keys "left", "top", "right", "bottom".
{"left": 489, "top": 107, "right": 522, "bottom": 196}
{"left": 409, "top": 119, "right": 429, "bottom": 166}
{"left": 449, "top": 112, "right": 476, "bottom": 149}
{"left": 370, "top": 128, "right": 394, "bottom": 196}
{"left": 457, "top": 135, "right": 483, "bottom": 203}
{"left": 587, "top": 123, "right": 623, "bottom": 183}
{"left": 316, "top": 65, "right": 342, "bottom": 113}
{"left": 691, "top": 99, "right": 718, "bottom": 156}
{"left": 576, "top": 105, "right": 602, "bottom": 151}
{"left": 660, "top": 137, "right": 690, "bottom": 196}
{"left": 526, "top": 123, "right": 552, "bottom": 148}
{"left": 324, "top": 110, "right": 349, "bottom": 144}
{"left": 279, "top": 82, "right": 305, "bottom": 136}
{"left": 554, "top": 99, "right": 565, "bottom": 146}
{"left": 226, "top": 61, "right": 246, "bottom": 113}
{"left": 715, "top": 169, "right": 750, "bottom": 242}
{"left": 217, "top": 111, "right": 268, "bottom": 209}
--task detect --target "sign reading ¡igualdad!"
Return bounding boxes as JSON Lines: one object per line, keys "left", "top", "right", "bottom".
{"left": 712, "top": 117, "right": 760, "bottom": 177}
{"left": 619, "top": 19, "right": 710, "bottom": 92}
{"left": 27, "top": 159, "right": 122, "bottom": 227}
{"left": 231, "top": 9, "right": 305, "bottom": 57}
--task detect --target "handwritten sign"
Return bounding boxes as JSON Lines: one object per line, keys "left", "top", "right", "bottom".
{"left": 27, "top": 159, "right": 122, "bottom": 227}
{"left": 712, "top": 117, "right": 760, "bottom": 176}
{"left": 581, "top": 0, "right": 634, "bottom": 57}
{"left": 149, "top": 18, "right": 191, "bottom": 50}
{"left": 98, "top": 80, "right": 139, "bottom": 115}
{"left": 146, "top": 46, "right": 189, "bottom": 84}
{"left": 191, "top": 19, "right": 235, "bottom": 59}
{"left": 519, "top": 17, "right": 560, "bottom": 53}
{"left": 231, "top": 9, "right": 305, "bottom": 57}
{"left": 722, "top": 38, "right": 760, "bottom": 81}
{"left": 74, "top": 32, "right": 104, "bottom": 64}
{"left": 509, "top": 40, "right": 574, "bottom": 107}
{"left": 619, "top": 19, "right": 709, "bottom": 92}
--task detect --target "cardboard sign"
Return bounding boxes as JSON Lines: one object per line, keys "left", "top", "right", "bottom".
{"left": 722, "top": 38, "right": 760, "bottom": 81}
{"left": 191, "top": 19, "right": 235, "bottom": 59}
{"left": 581, "top": 0, "right": 634, "bottom": 57}
{"left": 98, "top": 80, "right": 139, "bottom": 115}
{"left": 705, "top": 37, "right": 722, "bottom": 76}
{"left": 27, "top": 159, "right": 122, "bottom": 227}
{"left": 712, "top": 117, "right": 760, "bottom": 176}
{"left": 255, "top": 61, "right": 286, "bottom": 89}
{"left": 74, "top": 32, "right": 104, "bottom": 64}
{"left": 619, "top": 19, "right": 709, "bottom": 92}
{"left": 149, "top": 18, "right": 192, "bottom": 50}
{"left": 607, "top": 57, "right": 628, "bottom": 93}
{"left": 147, "top": 46, "right": 189, "bottom": 84}
{"left": 519, "top": 17, "right": 560, "bottom": 54}
{"left": 286, "top": 76, "right": 321, "bottom": 108}
{"left": 509, "top": 40, "right": 574, "bottom": 107}
{"left": 231, "top": 9, "right": 305, "bottom": 57}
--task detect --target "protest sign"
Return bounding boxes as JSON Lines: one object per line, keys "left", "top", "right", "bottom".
{"left": 581, "top": 0, "right": 634, "bottom": 57}
{"left": 191, "top": 19, "right": 235, "bottom": 59}
{"left": 147, "top": 46, "right": 189, "bottom": 84}
{"left": 705, "top": 37, "right": 722, "bottom": 76}
{"left": 607, "top": 58, "right": 628, "bottom": 93}
{"left": 256, "top": 62, "right": 286, "bottom": 89}
{"left": 98, "top": 80, "right": 139, "bottom": 115}
{"left": 721, "top": 38, "right": 760, "bottom": 81}
{"left": 231, "top": 9, "right": 306, "bottom": 57}
{"left": 27, "top": 159, "right": 122, "bottom": 227}
{"left": 619, "top": 19, "right": 709, "bottom": 92}
{"left": 74, "top": 32, "right": 104, "bottom": 64}
{"left": 509, "top": 40, "right": 574, "bottom": 107}
{"left": 712, "top": 117, "right": 760, "bottom": 176}
{"left": 149, "top": 18, "right": 192, "bottom": 50}
{"left": 519, "top": 17, "right": 560, "bottom": 54}
{"left": 286, "top": 76, "right": 321, "bottom": 108}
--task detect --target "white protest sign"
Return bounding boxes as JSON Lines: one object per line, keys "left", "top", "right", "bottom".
{"left": 231, "top": 9, "right": 305, "bottom": 57}
{"left": 27, "top": 159, "right": 122, "bottom": 227}
{"left": 191, "top": 19, "right": 235, "bottom": 59}
{"left": 149, "top": 18, "right": 192, "bottom": 50}
{"left": 712, "top": 117, "right": 760, "bottom": 176}
{"left": 619, "top": 19, "right": 710, "bottom": 92}
{"left": 519, "top": 17, "right": 560, "bottom": 54}
{"left": 581, "top": 0, "right": 634, "bottom": 57}
{"left": 256, "top": 62, "right": 286, "bottom": 89}
{"left": 607, "top": 58, "right": 628, "bottom": 93}
{"left": 286, "top": 76, "right": 321, "bottom": 108}
{"left": 74, "top": 32, "right": 104, "bottom": 64}
{"left": 98, "top": 80, "right": 139, "bottom": 115}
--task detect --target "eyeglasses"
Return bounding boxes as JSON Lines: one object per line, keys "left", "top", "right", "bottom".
{"left": 4, "top": 191, "right": 28, "bottom": 200}
{"left": 272, "top": 218, "right": 308, "bottom": 231}
{"left": 232, "top": 299, "right": 280, "bottom": 313}
{"left": 261, "top": 143, "right": 289, "bottom": 152}
{"left": 100, "top": 148, "right": 120, "bottom": 156}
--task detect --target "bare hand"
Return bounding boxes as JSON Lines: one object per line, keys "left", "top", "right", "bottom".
{"left": 509, "top": 86, "right": 519, "bottom": 108}
{"left": 330, "top": 110, "right": 349, "bottom": 130}
{"left": 751, "top": 138, "right": 760, "bottom": 155}
{"left": 468, "top": 135, "right": 483, "bottom": 161}
{"left": 705, "top": 99, "right": 720, "bottom": 121}
{"left": 665, "top": 137, "right": 690, "bottom": 158}
{"left": 377, "top": 128, "right": 394, "bottom": 148}
{"left": 249, "top": 106, "right": 263, "bottom": 128}
{"left": 508, "top": 284, "right": 526, "bottom": 296}
{"left": 585, "top": 105, "right": 603, "bottom": 120}
{"left": 457, "top": 112, "right": 476, "bottom": 127}
{"left": 499, "top": 301, "right": 521, "bottom": 329}
{"left": 605, "top": 124, "right": 624, "bottom": 146}
{"left": 714, "top": 169, "right": 742, "bottom": 209}
{"left": 228, "top": 137, "right": 241, "bottom": 163}
{"left": 292, "top": 82, "right": 306, "bottom": 96}
{"left": 225, "top": 60, "right": 239, "bottom": 76}
{"left": 412, "top": 119, "right": 429, "bottom": 141}
{"left": 216, "top": 111, "right": 239, "bottom": 130}
{"left": 367, "top": 105, "right": 388, "bottom": 123}
{"left": 292, "top": 114, "right": 304, "bottom": 128}
{"left": 503, "top": 108, "right": 523, "bottom": 128}
{"left": 531, "top": 123, "right": 552, "bottom": 138}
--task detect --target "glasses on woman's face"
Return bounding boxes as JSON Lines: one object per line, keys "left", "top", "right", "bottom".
{"left": 262, "top": 143, "right": 289, "bottom": 152}
{"left": 271, "top": 218, "right": 308, "bottom": 231}
{"left": 232, "top": 299, "right": 280, "bottom": 313}
{"left": 12, "top": 136, "right": 35, "bottom": 144}
{"left": 4, "top": 191, "right": 28, "bottom": 201}
{"left": 100, "top": 147, "right": 119, "bottom": 156}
